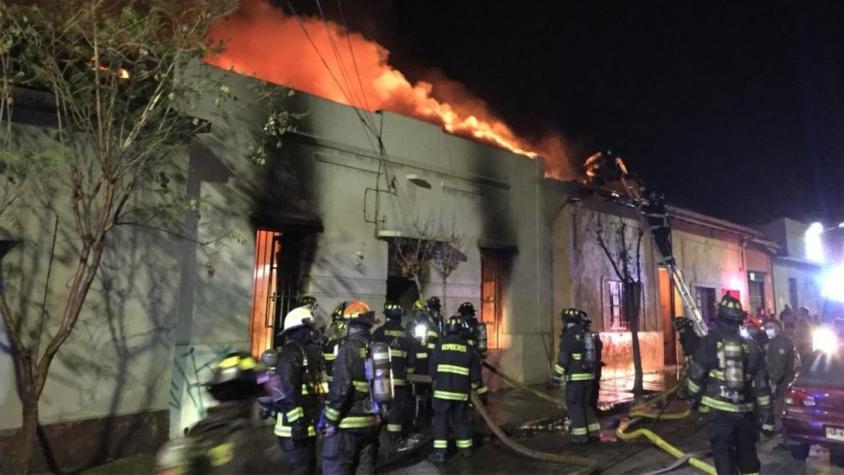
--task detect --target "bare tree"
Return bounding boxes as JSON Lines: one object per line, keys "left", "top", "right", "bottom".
{"left": 594, "top": 215, "right": 646, "bottom": 395}
{"left": 0, "top": 2, "right": 244, "bottom": 472}
{"left": 430, "top": 220, "right": 465, "bottom": 316}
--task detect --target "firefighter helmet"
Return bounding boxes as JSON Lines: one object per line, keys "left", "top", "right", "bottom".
{"left": 205, "top": 352, "right": 263, "bottom": 401}
{"left": 384, "top": 301, "right": 403, "bottom": 320}
{"left": 413, "top": 299, "right": 426, "bottom": 311}
{"left": 457, "top": 301, "right": 476, "bottom": 317}
{"left": 717, "top": 294, "right": 745, "bottom": 323}
{"left": 427, "top": 296, "right": 441, "bottom": 312}
{"left": 561, "top": 308, "right": 587, "bottom": 324}
{"left": 330, "top": 301, "right": 347, "bottom": 322}
{"left": 445, "top": 316, "right": 464, "bottom": 335}
{"left": 342, "top": 300, "right": 377, "bottom": 326}
{"left": 260, "top": 348, "right": 279, "bottom": 371}
{"left": 299, "top": 295, "right": 318, "bottom": 309}
{"left": 283, "top": 306, "right": 315, "bottom": 333}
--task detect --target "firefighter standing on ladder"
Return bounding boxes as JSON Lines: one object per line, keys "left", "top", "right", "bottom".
{"left": 688, "top": 294, "right": 772, "bottom": 475}
{"left": 557, "top": 308, "right": 601, "bottom": 443}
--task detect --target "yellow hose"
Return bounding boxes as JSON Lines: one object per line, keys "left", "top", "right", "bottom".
{"left": 616, "top": 418, "right": 715, "bottom": 474}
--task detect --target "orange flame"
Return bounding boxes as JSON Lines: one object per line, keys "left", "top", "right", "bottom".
{"left": 206, "top": 0, "right": 573, "bottom": 179}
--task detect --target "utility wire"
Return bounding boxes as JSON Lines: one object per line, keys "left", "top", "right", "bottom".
{"left": 333, "top": 0, "right": 378, "bottom": 140}
{"left": 285, "top": 1, "right": 380, "bottom": 153}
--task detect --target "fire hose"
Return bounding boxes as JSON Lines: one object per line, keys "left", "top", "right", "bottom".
{"left": 615, "top": 371, "right": 716, "bottom": 474}
{"left": 482, "top": 361, "right": 566, "bottom": 408}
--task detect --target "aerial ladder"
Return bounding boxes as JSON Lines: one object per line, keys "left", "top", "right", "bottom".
{"left": 584, "top": 150, "right": 709, "bottom": 337}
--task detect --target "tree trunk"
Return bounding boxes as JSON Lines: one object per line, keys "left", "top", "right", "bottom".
{"left": 16, "top": 390, "right": 39, "bottom": 474}
{"left": 624, "top": 282, "right": 644, "bottom": 395}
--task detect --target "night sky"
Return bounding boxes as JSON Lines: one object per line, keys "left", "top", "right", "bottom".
{"left": 286, "top": 1, "right": 844, "bottom": 225}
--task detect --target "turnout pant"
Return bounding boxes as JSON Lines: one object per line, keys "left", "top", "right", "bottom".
{"left": 432, "top": 398, "right": 472, "bottom": 454}
{"left": 706, "top": 410, "right": 761, "bottom": 475}
{"left": 386, "top": 386, "right": 412, "bottom": 440}
{"left": 322, "top": 427, "right": 380, "bottom": 475}
{"left": 566, "top": 380, "right": 600, "bottom": 442}
{"left": 279, "top": 437, "right": 317, "bottom": 475}
{"left": 412, "top": 382, "right": 433, "bottom": 429}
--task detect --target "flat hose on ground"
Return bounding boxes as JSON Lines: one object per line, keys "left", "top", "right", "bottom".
{"left": 469, "top": 391, "right": 598, "bottom": 475}
{"left": 482, "top": 361, "right": 566, "bottom": 408}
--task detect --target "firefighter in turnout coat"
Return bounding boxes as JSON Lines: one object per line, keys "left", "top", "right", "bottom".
{"left": 319, "top": 301, "right": 381, "bottom": 475}
{"left": 428, "top": 316, "right": 488, "bottom": 462}
{"left": 558, "top": 308, "right": 601, "bottom": 443}
{"left": 372, "top": 301, "right": 416, "bottom": 444}
{"left": 273, "top": 307, "right": 326, "bottom": 474}
{"left": 688, "top": 294, "right": 772, "bottom": 475}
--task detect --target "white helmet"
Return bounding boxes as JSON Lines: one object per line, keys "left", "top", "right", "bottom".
{"left": 283, "top": 306, "right": 315, "bottom": 333}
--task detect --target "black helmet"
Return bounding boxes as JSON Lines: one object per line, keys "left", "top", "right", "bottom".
{"left": 561, "top": 308, "right": 587, "bottom": 324}
{"left": 206, "top": 352, "right": 263, "bottom": 402}
{"left": 330, "top": 301, "right": 347, "bottom": 322}
{"left": 445, "top": 316, "right": 464, "bottom": 335}
{"left": 427, "top": 296, "right": 441, "bottom": 312}
{"left": 672, "top": 316, "right": 693, "bottom": 331}
{"left": 717, "top": 295, "right": 745, "bottom": 323}
{"left": 299, "top": 295, "right": 317, "bottom": 307}
{"left": 457, "top": 301, "right": 476, "bottom": 317}
{"left": 384, "top": 301, "right": 403, "bottom": 320}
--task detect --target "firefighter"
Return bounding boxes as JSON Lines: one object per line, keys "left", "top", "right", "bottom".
{"left": 372, "top": 301, "right": 416, "bottom": 444}
{"left": 457, "top": 302, "right": 479, "bottom": 348}
{"left": 673, "top": 316, "right": 701, "bottom": 359}
{"left": 273, "top": 307, "right": 325, "bottom": 474}
{"left": 409, "top": 303, "right": 436, "bottom": 428}
{"left": 550, "top": 312, "right": 568, "bottom": 388}
{"left": 322, "top": 302, "right": 348, "bottom": 384}
{"left": 156, "top": 352, "right": 276, "bottom": 474}
{"left": 428, "top": 316, "right": 488, "bottom": 463}
{"left": 762, "top": 318, "right": 797, "bottom": 436}
{"left": 582, "top": 316, "right": 603, "bottom": 413}
{"left": 687, "top": 294, "right": 772, "bottom": 475}
{"left": 319, "top": 300, "right": 381, "bottom": 475}
{"left": 427, "top": 296, "right": 444, "bottom": 333}
{"left": 558, "top": 308, "right": 601, "bottom": 443}
{"left": 642, "top": 190, "right": 674, "bottom": 266}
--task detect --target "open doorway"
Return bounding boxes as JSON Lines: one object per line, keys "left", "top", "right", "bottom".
{"left": 248, "top": 229, "right": 312, "bottom": 354}
{"left": 386, "top": 241, "right": 421, "bottom": 310}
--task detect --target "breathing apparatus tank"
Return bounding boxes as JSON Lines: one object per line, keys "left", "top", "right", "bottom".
{"left": 582, "top": 331, "right": 597, "bottom": 369}
{"left": 366, "top": 341, "right": 394, "bottom": 411}
{"left": 476, "top": 321, "right": 489, "bottom": 355}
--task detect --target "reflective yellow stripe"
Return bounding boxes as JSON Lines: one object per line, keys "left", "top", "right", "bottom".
{"left": 571, "top": 427, "right": 588, "bottom": 435}
{"left": 701, "top": 396, "right": 754, "bottom": 413}
{"left": 427, "top": 331, "right": 439, "bottom": 338}
{"left": 438, "top": 364, "right": 470, "bottom": 376}
{"left": 325, "top": 375, "right": 333, "bottom": 382}
{"left": 274, "top": 424, "right": 317, "bottom": 438}
{"left": 441, "top": 343, "right": 466, "bottom": 352}
{"left": 762, "top": 424, "right": 774, "bottom": 431}
{"left": 708, "top": 369, "right": 725, "bottom": 380}
{"left": 286, "top": 407, "right": 304, "bottom": 422}
{"left": 324, "top": 407, "right": 340, "bottom": 421}
{"left": 572, "top": 353, "right": 582, "bottom": 360}
{"left": 434, "top": 390, "right": 468, "bottom": 401}
{"left": 554, "top": 364, "right": 565, "bottom": 375}
{"left": 757, "top": 395, "right": 771, "bottom": 406}
{"left": 338, "top": 415, "right": 377, "bottom": 429}
{"left": 386, "top": 330, "right": 406, "bottom": 338}
{"left": 588, "top": 423, "right": 600, "bottom": 432}
{"left": 353, "top": 380, "right": 369, "bottom": 393}
{"left": 456, "top": 439, "right": 473, "bottom": 448}
{"left": 427, "top": 343, "right": 436, "bottom": 350}
{"left": 416, "top": 352, "right": 428, "bottom": 359}
{"left": 391, "top": 349, "right": 407, "bottom": 358}
{"left": 475, "top": 386, "right": 489, "bottom": 394}
{"left": 218, "top": 356, "right": 240, "bottom": 368}
{"left": 688, "top": 380, "right": 701, "bottom": 394}
{"left": 323, "top": 353, "right": 336, "bottom": 361}
{"left": 301, "top": 382, "right": 329, "bottom": 395}
{"left": 393, "top": 379, "right": 407, "bottom": 386}
{"left": 434, "top": 439, "right": 448, "bottom": 448}
{"left": 567, "top": 373, "right": 594, "bottom": 381}
{"left": 387, "top": 424, "right": 402, "bottom": 432}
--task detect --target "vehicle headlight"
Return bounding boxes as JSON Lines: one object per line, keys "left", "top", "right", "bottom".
{"left": 812, "top": 327, "right": 838, "bottom": 354}
{"left": 413, "top": 323, "right": 427, "bottom": 339}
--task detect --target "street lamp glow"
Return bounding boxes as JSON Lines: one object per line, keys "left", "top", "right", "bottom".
{"left": 812, "top": 327, "right": 839, "bottom": 354}
{"left": 821, "top": 265, "right": 844, "bottom": 303}
{"left": 805, "top": 222, "right": 825, "bottom": 264}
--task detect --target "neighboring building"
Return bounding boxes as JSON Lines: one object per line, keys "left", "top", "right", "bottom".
{"left": 547, "top": 183, "right": 778, "bottom": 373}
